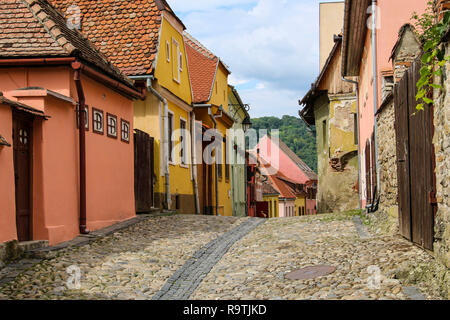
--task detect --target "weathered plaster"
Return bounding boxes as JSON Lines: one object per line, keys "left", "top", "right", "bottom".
{"left": 314, "top": 94, "right": 359, "bottom": 213}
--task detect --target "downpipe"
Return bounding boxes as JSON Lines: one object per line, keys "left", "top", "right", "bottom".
{"left": 72, "top": 63, "right": 89, "bottom": 235}
{"left": 371, "top": 0, "right": 381, "bottom": 196}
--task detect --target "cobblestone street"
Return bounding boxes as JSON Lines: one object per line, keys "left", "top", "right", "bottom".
{"left": 0, "top": 213, "right": 442, "bottom": 300}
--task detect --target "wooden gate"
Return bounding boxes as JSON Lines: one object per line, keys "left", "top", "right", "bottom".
{"left": 394, "top": 59, "right": 436, "bottom": 250}
{"left": 134, "top": 129, "right": 154, "bottom": 213}
{"left": 13, "top": 111, "right": 33, "bottom": 241}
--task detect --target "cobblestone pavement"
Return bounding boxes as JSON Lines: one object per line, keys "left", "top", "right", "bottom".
{"left": 0, "top": 213, "right": 442, "bottom": 300}
{"left": 153, "top": 218, "right": 265, "bottom": 300}
{"left": 192, "top": 213, "right": 441, "bottom": 300}
{"left": 0, "top": 215, "right": 242, "bottom": 300}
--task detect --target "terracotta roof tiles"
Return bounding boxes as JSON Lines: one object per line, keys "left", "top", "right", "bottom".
{"left": 184, "top": 32, "right": 219, "bottom": 104}
{"left": 50, "top": 0, "right": 172, "bottom": 76}
{"left": 0, "top": 0, "right": 133, "bottom": 87}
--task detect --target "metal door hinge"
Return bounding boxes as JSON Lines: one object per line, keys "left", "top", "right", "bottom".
{"left": 429, "top": 191, "right": 437, "bottom": 205}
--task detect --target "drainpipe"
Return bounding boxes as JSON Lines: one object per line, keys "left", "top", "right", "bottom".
{"left": 130, "top": 75, "right": 171, "bottom": 210}
{"left": 208, "top": 106, "right": 223, "bottom": 216}
{"left": 190, "top": 111, "right": 200, "bottom": 214}
{"left": 72, "top": 63, "right": 89, "bottom": 234}
{"left": 372, "top": 0, "right": 381, "bottom": 193}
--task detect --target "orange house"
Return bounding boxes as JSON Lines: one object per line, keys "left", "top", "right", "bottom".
{"left": 0, "top": 0, "right": 144, "bottom": 245}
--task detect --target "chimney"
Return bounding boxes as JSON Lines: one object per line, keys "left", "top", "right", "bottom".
{"left": 435, "top": 0, "right": 450, "bottom": 22}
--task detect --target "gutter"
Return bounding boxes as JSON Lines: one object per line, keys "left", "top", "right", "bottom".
{"left": 130, "top": 75, "right": 171, "bottom": 210}
{"left": 0, "top": 58, "right": 145, "bottom": 100}
{"left": 72, "top": 63, "right": 89, "bottom": 235}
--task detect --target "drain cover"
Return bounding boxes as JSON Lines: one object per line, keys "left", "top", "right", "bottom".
{"left": 285, "top": 265, "right": 336, "bottom": 280}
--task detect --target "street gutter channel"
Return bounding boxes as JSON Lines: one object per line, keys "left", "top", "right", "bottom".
{"left": 152, "top": 218, "right": 266, "bottom": 300}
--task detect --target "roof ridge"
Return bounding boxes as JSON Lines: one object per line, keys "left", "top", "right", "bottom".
{"left": 22, "top": 0, "right": 75, "bottom": 55}
{"left": 183, "top": 32, "right": 218, "bottom": 60}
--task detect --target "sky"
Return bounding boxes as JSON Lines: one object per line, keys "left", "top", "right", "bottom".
{"left": 169, "top": 0, "right": 340, "bottom": 119}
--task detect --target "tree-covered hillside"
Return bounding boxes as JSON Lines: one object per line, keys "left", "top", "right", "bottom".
{"left": 250, "top": 115, "right": 317, "bottom": 173}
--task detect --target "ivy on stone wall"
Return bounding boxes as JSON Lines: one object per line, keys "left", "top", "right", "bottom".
{"left": 412, "top": 1, "right": 450, "bottom": 111}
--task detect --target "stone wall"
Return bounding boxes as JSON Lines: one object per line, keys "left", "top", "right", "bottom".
{"left": 375, "top": 97, "right": 399, "bottom": 234}
{"left": 433, "top": 38, "right": 450, "bottom": 270}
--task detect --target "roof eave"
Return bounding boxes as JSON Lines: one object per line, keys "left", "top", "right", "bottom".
{"left": 342, "top": 0, "right": 371, "bottom": 77}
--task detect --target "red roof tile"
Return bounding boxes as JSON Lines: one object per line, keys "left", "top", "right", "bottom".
{"left": 0, "top": 0, "right": 133, "bottom": 87}
{"left": 50, "top": 0, "right": 180, "bottom": 76}
{"left": 184, "top": 32, "right": 219, "bottom": 104}
{"left": 267, "top": 174, "right": 297, "bottom": 199}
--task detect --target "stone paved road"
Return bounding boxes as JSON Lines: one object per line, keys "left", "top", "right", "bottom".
{"left": 0, "top": 213, "right": 442, "bottom": 300}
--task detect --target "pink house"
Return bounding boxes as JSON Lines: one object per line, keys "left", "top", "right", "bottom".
{"left": 256, "top": 135, "right": 318, "bottom": 214}
{"left": 0, "top": 0, "right": 144, "bottom": 246}
{"left": 342, "top": 0, "right": 427, "bottom": 207}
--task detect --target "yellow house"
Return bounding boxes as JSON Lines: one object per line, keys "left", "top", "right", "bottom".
{"left": 132, "top": 10, "right": 196, "bottom": 214}
{"left": 50, "top": 0, "right": 197, "bottom": 214}
{"left": 184, "top": 33, "right": 235, "bottom": 217}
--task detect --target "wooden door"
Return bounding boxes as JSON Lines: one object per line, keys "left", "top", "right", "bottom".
{"left": 13, "top": 112, "right": 33, "bottom": 242}
{"left": 394, "top": 59, "right": 436, "bottom": 250}
{"left": 394, "top": 73, "right": 412, "bottom": 240}
{"left": 134, "top": 130, "right": 154, "bottom": 213}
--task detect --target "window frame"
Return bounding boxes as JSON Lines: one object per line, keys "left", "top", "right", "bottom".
{"left": 92, "top": 107, "right": 104, "bottom": 135}
{"left": 224, "top": 137, "right": 230, "bottom": 182}
{"left": 172, "top": 38, "right": 181, "bottom": 83}
{"left": 168, "top": 111, "right": 175, "bottom": 164}
{"left": 179, "top": 117, "right": 188, "bottom": 167}
{"left": 106, "top": 113, "right": 118, "bottom": 139}
{"left": 120, "top": 118, "right": 130, "bottom": 144}
{"left": 166, "top": 40, "right": 171, "bottom": 62}
{"left": 76, "top": 105, "right": 89, "bottom": 131}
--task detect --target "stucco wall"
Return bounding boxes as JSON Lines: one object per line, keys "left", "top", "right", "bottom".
{"left": 0, "top": 105, "right": 17, "bottom": 244}
{"left": 0, "top": 67, "right": 136, "bottom": 245}
{"left": 314, "top": 94, "right": 359, "bottom": 213}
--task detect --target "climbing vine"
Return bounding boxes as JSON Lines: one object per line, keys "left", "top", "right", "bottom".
{"left": 411, "top": 1, "right": 450, "bottom": 110}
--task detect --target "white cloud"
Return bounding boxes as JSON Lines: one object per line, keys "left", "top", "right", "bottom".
{"left": 169, "top": 0, "right": 337, "bottom": 118}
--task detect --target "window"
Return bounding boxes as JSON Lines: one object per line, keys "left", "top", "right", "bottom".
{"left": 322, "top": 119, "right": 327, "bottom": 147}
{"left": 77, "top": 105, "right": 89, "bottom": 131}
{"left": 172, "top": 39, "right": 180, "bottom": 83}
{"left": 168, "top": 112, "right": 174, "bottom": 162}
{"left": 166, "top": 41, "right": 170, "bottom": 62}
{"left": 121, "top": 119, "right": 130, "bottom": 143}
{"left": 218, "top": 140, "right": 223, "bottom": 180}
{"left": 354, "top": 113, "right": 358, "bottom": 145}
{"left": 107, "top": 113, "right": 118, "bottom": 139}
{"left": 180, "top": 118, "right": 187, "bottom": 165}
{"left": 225, "top": 138, "right": 230, "bottom": 181}
{"left": 92, "top": 108, "right": 104, "bottom": 134}
{"left": 179, "top": 51, "right": 183, "bottom": 72}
